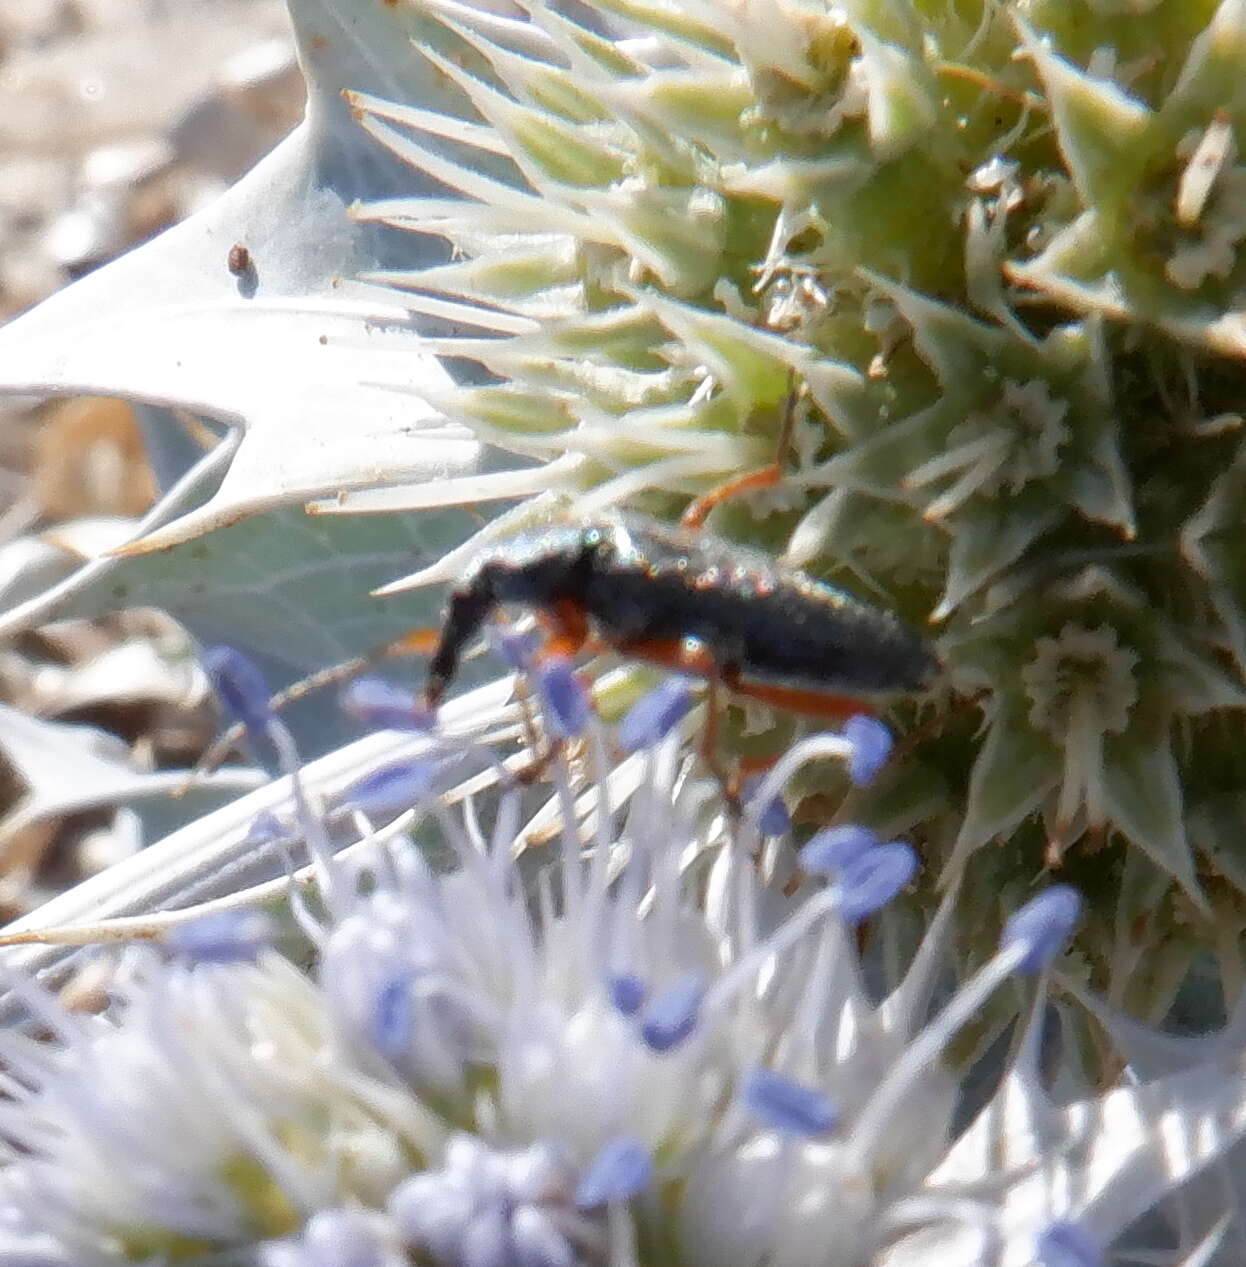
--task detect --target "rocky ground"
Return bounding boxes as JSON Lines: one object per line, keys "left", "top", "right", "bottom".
{"left": 0, "top": 0, "right": 303, "bottom": 916}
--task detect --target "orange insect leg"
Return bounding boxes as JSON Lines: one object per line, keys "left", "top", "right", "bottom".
{"left": 681, "top": 381, "right": 800, "bottom": 530}
{"left": 723, "top": 673, "right": 873, "bottom": 722}
{"left": 737, "top": 752, "right": 778, "bottom": 779}
{"left": 384, "top": 627, "right": 442, "bottom": 657}
{"left": 680, "top": 465, "right": 784, "bottom": 531}
{"left": 536, "top": 598, "right": 592, "bottom": 660}
{"left": 613, "top": 639, "right": 871, "bottom": 723}
{"left": 613, "top": 636, "right": 739, "bottom": 791}
{"left": 612, "top": 636, "right": 717, "bottom": 678}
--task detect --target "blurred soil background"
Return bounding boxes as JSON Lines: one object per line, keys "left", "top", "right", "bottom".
{"left": 0, "top": 0, "right": 302, "bottom": 918}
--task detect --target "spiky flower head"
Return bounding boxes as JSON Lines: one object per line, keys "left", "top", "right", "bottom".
{"left": 2, "top": 657, "right": 1243, "bottom": 1265}
{"left": 345, "top": 0, "right": 1246, "bottom": 1016}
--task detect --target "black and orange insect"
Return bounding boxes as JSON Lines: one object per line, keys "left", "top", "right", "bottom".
{"left": 199, "top": 394, "right": 936, "bottom": 779}
{"left": 426, "top": 387, "right": 935, "bottom": 721}
{"left": 423, "top": 509, "right": 936, "bottom": 720}
{"left": 196, "top": 500, "right": 934, "bottom": 784}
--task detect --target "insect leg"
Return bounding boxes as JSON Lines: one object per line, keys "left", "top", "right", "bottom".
{"left": 722, "top": 673, "right": 869, "bottom": 722}
{"left": 613, "top": 634, "right": 739, "bottom": 797}
{"left": 680, "top": 380, "right": 801, "bottom": 530}
{"left": 192, "top": 628, "right": 441, "bottom": 780}
{"left": 699, "top": 674, "right": 736, "bottom": 797}
{"left": 535, "top": 599, "right": 591, "bottom": 660}
{"left": 511, "top": 599, "right": 596, "bottom": 785}
{"left": 510, "top": 672, "right": 558, "bottom": 786}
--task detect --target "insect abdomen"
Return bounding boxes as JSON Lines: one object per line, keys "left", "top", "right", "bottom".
{"left": 732, "top": 574, "right": 935, "bottom": 693}
{"left": 581, "top": 514, "right": 935, "bottom": 695}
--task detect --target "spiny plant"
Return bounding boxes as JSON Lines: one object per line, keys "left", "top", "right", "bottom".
{"left": 345, "top": 0, "right": 1246, "bottom": 1023}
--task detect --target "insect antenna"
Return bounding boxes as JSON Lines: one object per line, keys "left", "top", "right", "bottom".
{"left": 189, "top": 628, "right": 441, "bottom": 782}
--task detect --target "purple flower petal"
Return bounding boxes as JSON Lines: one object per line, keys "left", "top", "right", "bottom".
{"left": 799, "top": 824, "right": 879, "bottom": 875}
{"left": 574, "top": 1136, "right": 652, "bottom": 1208}
{"left": 343, "top": 757, "right": 444, "bottom": 815}
{"left": 837, "top": 841, "right": 917, "bottom": 924}
{"left": 204, "top": 645, "right": 272, "bottom": 741}
{"left": 740, "top": 774, "right": 790, "bottom": 836}
{"left": 640, "top": 973, "right": 705, "bottom": 1052}
{"left": 1036, "top": 1220, "right": 1102, "bottom": 1267}
{"left": 617, "top": 678, "right": 694, "bottom": 751}
{"left": 1002, "top": 886, "right": 1082, "bottom": 976}
{"left": 743, "top": 1068, "right": 839, "bottom": 1137}
{"left": 372, "top": 975, "right": 414, "bottom": 1058}
{"left": 607, "top": 973, "right": 647, "bottom": 1016}
{"left": 341, "top": 678, "right": 435, "bottom": 731}
{"left": 490, "top": 627, "right": 541, "bottom": 672}
{"left": 245, "top": 810, "right": 285, "bottom": 845}
{"left": 535, "top": 658, "right": 589, "bottom": 739}
{"left": 165, "top": 910, "right": 272, "bottom": 964}
{"left": 843, "top": 715, "right": 893, "bottom": 786}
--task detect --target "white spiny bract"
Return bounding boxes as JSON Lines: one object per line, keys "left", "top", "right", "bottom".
{"left": 347, "top": 0, "right": 1246, "bottom": 1009}
{"left": 0, "top": 666, "right": 1244, "bottom": 1266}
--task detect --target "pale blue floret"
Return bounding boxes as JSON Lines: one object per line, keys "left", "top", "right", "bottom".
{"left": 616, "top": 676, "right": 695, "bottom": 751}
{"left": 205, "top": 645, "right": 347, "bottom": 913}
{"left": 388, "top": 1136, "right": 579, "bottom": 1267}
{"left": 835, "top": 842, "right": 918, "bottom": 925}
{"left": 204, "top": 643, "right": 275, "bottom": 741}
{"left": 340, "top": 756, "right": 447, "bottom": 817}
{"left": 245, "top": 809, "right": 287, "bottom": 844}
{"left": 341, "top": 678, "right": 436, "bottom": 732}
{"left": 799, "top": 824, "right": 880, "bottom": 875}
{"left": 534, "top": 657, "right": 590, "bottom": 738}
{"left": 164, "top": 909, "right": 273, "bottom": 965}
{"left": 741, "top": 773, "right": 792, "bottom": 836}
{"left": 574, "top": 1137, "right": 654, "bottom": 1208}
{"left": 489, "top": 627, "right": 541, "bottom": 672}
{"left": 1035, "top": 1220, "right": 1103, "bottom": 1267}
{"left": 0, "top": 642, "right": 1227, "bottom": 1267}
{"left": 606, "top": 972, "right": 646, "bottom": 1017}
{"left": 843, "top": 715, "right": 894, "bottom": 787}
{"left": 371, "top": 976, "right": 415, "bottom": 1060}
{"left": 1002, "top": 885, "right": 1083, "bottom": 976}
{"left": 743, "top": 1069, "right": 840, "bottom": 1138}
{"left": 319, "top": 882, "right": 487, "bottom": 1100}
{"left": 640, "top": 973, "right": 707, "bottom": 1052}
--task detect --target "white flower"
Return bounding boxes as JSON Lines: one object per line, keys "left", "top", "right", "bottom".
{"left": 0, "top": 651, "right": 1243, "bottom": 1264}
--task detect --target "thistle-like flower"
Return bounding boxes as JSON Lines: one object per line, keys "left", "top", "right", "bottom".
{"left": 332, "top": 0, "right": 1246, "bottom": 1016}
{"left": 1, "top": 651, "right": 1244, "bottom": 1265}
{"left": 5, "top": 1, "right": 1246, "bottom": 1256}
